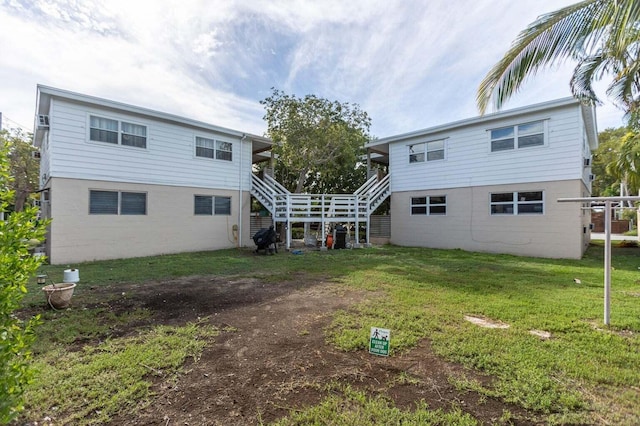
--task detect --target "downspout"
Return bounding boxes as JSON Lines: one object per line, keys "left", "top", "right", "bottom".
{"left": 238, "top": 134, "right": 247, "bottom": 247}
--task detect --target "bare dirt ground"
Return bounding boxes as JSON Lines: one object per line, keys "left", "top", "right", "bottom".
{"left": 79, "top": 274, "right": 538, "bottom": 425}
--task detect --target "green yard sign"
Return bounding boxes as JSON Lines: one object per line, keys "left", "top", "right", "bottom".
{"left": 369, "top": 327, "right": 390, "bottom": 356}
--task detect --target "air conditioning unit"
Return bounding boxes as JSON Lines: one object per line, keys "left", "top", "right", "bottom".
{"left": 584, "top": 157, "right": 591, "bottom": 167}
{"left": 37, "top": 114, "right": 50, "bottom": 129}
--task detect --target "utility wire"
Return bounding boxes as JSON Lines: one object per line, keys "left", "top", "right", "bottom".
{"left": 1, "top": 114, "right": 31, "bottom": 132}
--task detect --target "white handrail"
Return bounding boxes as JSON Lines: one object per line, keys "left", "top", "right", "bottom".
{"left": 355, "top": 174, "right": 379, "bottom": 195}
{"left": 364, "top": 174, "right": 390, "bottom": 211}
{"left": 264, "top": 174, "right": 291, "bottom": 195}
{"left": 252, "top": 174, "right": 390, "bottom": 222}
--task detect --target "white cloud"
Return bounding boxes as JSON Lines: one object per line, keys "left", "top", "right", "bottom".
{"left": 0, "top": 0, "right": 627, "bottom": 138}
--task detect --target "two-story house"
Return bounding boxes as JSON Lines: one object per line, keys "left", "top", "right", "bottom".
{"left": 33, "top": 85, "right": 271, "bottom": 264}
{"left": 365, "top": 97, "right": 598, "bottom": 259}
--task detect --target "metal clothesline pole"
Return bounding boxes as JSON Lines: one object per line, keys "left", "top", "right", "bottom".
{"left": 558, "top": 196, "right": 640, "bottom": 325}
{"left": 604, "top": 200, "right": 611, "bottom": 325}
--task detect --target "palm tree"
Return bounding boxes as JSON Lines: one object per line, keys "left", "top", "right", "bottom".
{"left": 607, "top": 131, "right": 640, "bottom": 202}
{"left": 477, "top": 0, "right": 640, "bottom": 116}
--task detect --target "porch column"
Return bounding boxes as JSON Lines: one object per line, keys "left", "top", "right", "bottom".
{"left": 353, "top": 195, "right": 361, "bottom": 248}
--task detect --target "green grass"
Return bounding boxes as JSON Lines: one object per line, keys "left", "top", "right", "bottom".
{"left": 30, "top": 307, "right": 152, "bottom": 355}
{"left": 23, "top": 320, "right": 218, "bottom": 424}
{"left": 269, "top": 384, "right": 479, "bottom": 426}
{"left": 19, "top": 244, "right": 640, "bottom": 424}
{"left": 29, "top": 248, "right": 337, "bottom": 299}
{"left": 322, "top": 245, "right": 640, "bottom": 424}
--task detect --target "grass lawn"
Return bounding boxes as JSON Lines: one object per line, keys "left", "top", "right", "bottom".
{"left": 19, "top": 242, "right": 640, "bottom": 424}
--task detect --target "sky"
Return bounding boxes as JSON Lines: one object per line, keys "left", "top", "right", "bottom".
{"left": 0, "top": 0, "right": 627, "bottom": 139}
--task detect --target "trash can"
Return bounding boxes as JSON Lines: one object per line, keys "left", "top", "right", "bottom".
{"left": 334, "top": 225, "right": 347, "bottom": 249}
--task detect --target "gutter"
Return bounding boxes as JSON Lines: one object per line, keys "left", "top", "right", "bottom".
{"left": 238, "top": 134, "right": 247, "bottom": 247}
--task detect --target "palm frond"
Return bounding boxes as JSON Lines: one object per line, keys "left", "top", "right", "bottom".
{"left": 570, "top": 53, "right": 609, "bottom": 104}
{"left": 605, "top": 40, "right": 640, "bottom": 109}
{"left": 477, "top": 0, "right": 640, "bottom": 114}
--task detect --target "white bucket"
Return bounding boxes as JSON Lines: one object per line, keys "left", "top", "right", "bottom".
{"left": 63, "top": 268, "right": 80, "bottom": 283}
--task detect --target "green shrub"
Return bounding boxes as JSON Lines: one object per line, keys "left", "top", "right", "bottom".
{"left": 0, "top": 135, "right": 48, "bottom": 422}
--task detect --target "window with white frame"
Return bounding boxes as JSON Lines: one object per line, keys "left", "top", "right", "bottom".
{"left": 216, "top": 141, "right": 232, "bottom": 161}
{"left": 195, "top": 137, "right": 233, "bottom": 161}
{"left": 490, "top": 120, "right": 544, "bottom": 152}
{"left": 409, "top": 139, "right": 445, "bottom": 163}
{"left": 89, "top": 190, "right": 147, "bottom": 215}
{"left": 411, "top": 195, "right": 447, "bottom": 215}
{"left": 121, "top": 122, "right": 147, "bottom": 148}
{"left": 90, "top": 115, "right": 147, "bottom": 148}
{"left": 194, "top": 195, "right": 232, "bottom": 215}
{"left": 490, "top": 191, "right": 543, "bottom": 215}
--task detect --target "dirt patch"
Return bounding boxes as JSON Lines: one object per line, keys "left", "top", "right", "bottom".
{"left": 529, "top": 330, "right": 552, "bottom": 340}
{"left": 54, "top": 275, "right": 538, "bottom": 425}
{"left": 464, "top": 315, "right": 510, "bottom": 329}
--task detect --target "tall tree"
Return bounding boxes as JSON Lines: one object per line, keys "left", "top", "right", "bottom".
{"left": 260, "top": 89, "right": 371, "bottom": 193}
{"left": 477, "top": 0, "right": 640, "bottom": 116}
{"left": 0, "top": 129, "right": 39, "bottom": 212}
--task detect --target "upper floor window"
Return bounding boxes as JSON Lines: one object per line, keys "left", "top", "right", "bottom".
{"left": 121, "top": 122, "right": 147, "bottom": 148}
{"left": 490, "top": 120, "right": 544, "bottom": 152}
{"left": 409, "top": 140, "right": 445, "bottom": 163}
{"left": 90, "top": 115, "right": 147, "bottom": 148}
{"left": 490, "top": 191, "right": 543, "bottom": 215}
{"left": 196, "top": 137, "right": 233, "bottom": 161}
{"left": 89, "top": 190, "right": 147, "bottom": 215}
{"left": 411, "top": 195, "right": 447, "bottom": 215}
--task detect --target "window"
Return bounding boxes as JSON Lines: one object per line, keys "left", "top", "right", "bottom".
{"left": 409, "top": 144, "right": 424, "bottom": 163}
{"left": 409, "top": 140, "right": 445, "bottom": 163}
{"left": 89, "top": 190, "right": 147, "bottom": 215}
{"left": 90, "top": 116, "right": 118, "bottom": 144}
{"left": 90, "top": 115, "right": 147, "bottom": 148}
{"left": 214, "top": 196, "right": 231, "bottom": 215}
{"left": 411, "top": 195, "right": 446, "bottom": 215}
{"left": 196, "top": 137, "right": 233, "bottom": 161}
{"left": 195, "top": 137, "right": 215, "bottom": 159}
{"left": 194, "top": 195, "right": 213, "bottom": 215}
{"left": 121, "top": 122, "right": 147, "bottom": 148}
{"left": 89, "top": 190, "right": 118, "bottom": 214}
{"left": 120, "top": 192, "right": 147, "bottom": 215}
{"left": 490, "top": 191, "right": 543, "bottom": 215}
{"left": 194, "top": 195, "right": 232, "bottom": 215}
{"left": 490, "top": 120, "right": 544, "bottom": 152}
{"left": 216, "top": 141, "right": 233, "bottom": 161}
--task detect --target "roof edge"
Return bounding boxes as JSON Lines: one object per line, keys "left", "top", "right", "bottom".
{"left": 36, "top": 84, "right": 270, "bottom": 143}
{"left": 368, "top": 97, "right": 584, "bottom": 147}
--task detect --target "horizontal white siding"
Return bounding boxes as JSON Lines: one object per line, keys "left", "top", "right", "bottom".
{"left": 38, "top": 131, "right": 51, "bottom": 186}
{"left": 390, "top": 104, "right": 584, "bottom": 192}
{"left": 579, "top": 112, "right": 594, "bottom": 189}
{"left": 48, "top": 99, "right": 253, "bottom": 191}
{"left": 37, "top": 98, "right": 54, "bottom": 187}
